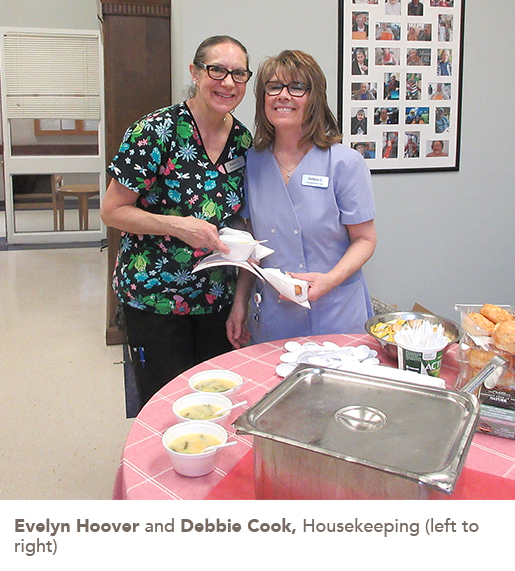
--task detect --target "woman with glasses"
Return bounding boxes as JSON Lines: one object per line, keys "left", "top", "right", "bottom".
{"left": 226, "top": 50, "right": 376, "bottom": 347}
{"left": 101, "top": 36, "right": 253, "bottom": 410}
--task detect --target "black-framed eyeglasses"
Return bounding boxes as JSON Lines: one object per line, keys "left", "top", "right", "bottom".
{"left": 195, "top": 62, "right": 253, "bottom": 84}
{"left": 265, "top": 81, "right": 311, "bottom": 97}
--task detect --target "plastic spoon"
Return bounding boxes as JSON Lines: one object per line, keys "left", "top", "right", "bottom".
{"left": 202, "top": 441, "right": 238, "bottom": 454}
{"left": 215, "top": 400, "right": 248, "bottom": 417}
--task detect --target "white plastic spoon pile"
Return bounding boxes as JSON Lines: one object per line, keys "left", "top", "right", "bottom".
{"left": 276, "top": 340, "right": 380, "bottom": 377}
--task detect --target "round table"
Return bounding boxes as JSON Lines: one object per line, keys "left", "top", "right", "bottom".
{"left": 56, "top": 184, "right": 100, "bottom": 230}
{"left": 113, "top": 334, "right": 515, "bottom": 500}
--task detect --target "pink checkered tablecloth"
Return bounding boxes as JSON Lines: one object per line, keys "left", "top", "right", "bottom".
{"left": 112, "top": 334, "right": 515, "bottom": 500}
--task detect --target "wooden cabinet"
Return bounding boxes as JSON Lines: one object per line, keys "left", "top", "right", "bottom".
{"left": 99, "top": 0, "right": 172, "bottom": 344}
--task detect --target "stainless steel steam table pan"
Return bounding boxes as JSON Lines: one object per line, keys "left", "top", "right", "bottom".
{"left": 234, "top": 364, "right": 480, "bottom": 500}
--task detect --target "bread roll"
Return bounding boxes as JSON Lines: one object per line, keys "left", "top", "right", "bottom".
{"left": 468, "top": 312, "right": 495, "bottom": 333}
{"left": 480, "top": 303, "right": 515, "bottom": 324}
{"left": 492, "top": 321, "right": 515, "bottom": 354}
{"left": 467, "top": 348, "right": 498, "bottom": 369}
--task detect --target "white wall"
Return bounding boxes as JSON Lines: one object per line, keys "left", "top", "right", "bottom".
{"left": 171, "top": 0, "right": 339, "bottom": 130}
{"left": 173, "top": 0, "right": 515, "bottom": 321}
{"left": 0, "top": 0, "right": 99, "bottom": 30}
{"left": 370, "top": 3, "right": 515, "bottom": 318}
{"left": 4, "top": 0, "right": 514, "bottom": 320}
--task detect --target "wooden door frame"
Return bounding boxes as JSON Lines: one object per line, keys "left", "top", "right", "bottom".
{"left": 100, "top": 0, "right": 172, "bottom": 345}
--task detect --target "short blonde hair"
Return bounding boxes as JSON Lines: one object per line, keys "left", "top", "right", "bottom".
{"left": 253, "top": 50, "right": 341, "bottom": 151}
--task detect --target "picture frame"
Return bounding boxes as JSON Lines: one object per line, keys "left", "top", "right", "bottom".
{"left": 338, "top": 0, "right": 464, "bottom": 172}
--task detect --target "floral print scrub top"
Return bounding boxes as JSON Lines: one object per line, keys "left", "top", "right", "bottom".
{"left": 107, "top": 102, "right": 252, "bottom": 316}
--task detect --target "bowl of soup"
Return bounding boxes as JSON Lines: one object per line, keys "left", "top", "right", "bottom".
{"left": 188, "top": 369, "right": 243, "bottom": 398}
{"left": 162, "top": 421, "right": 228, "bottom": 477}
{"left": 172, "top": 393, "right": 233, "bottom": 427}
{"left": 219, "top": 234, "right": 257, "bottom": 261}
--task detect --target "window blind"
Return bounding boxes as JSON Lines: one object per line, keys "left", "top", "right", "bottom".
{"left": 2, "top": 30, "right": 100, "bottom": 120}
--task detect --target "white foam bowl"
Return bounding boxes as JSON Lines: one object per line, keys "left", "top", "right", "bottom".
{"left": 162, "top": 421, "right": 228, "bottom": 477}
{"left": 172, "top": 392, "right": 233, "bottom": 427}
{"left": 188, "top": 369, "right": 243, "bottom": 399}
{"left": 219, "top": 234, "right": 256, "bottom": 261}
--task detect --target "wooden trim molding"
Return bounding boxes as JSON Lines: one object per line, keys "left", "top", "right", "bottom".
{"left": 12, "top": 145, "right": 99, "bottom": 156}
{"left": 101, "top": 1, "right": 170, "bottom": 18}
{"left": 100, "top": 0, "right": 169, "bottom": 4}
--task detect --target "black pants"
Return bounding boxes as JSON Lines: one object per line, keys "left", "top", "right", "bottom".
{"left": 123, "top": 304, "right": 233, "bottom": 410}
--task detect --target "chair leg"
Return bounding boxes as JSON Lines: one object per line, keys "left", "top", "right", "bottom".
{"left": 51, "top": 174, "right": 61, "bottom": 232}
{"left": 78, "top": 196, "right": 88, "bottom": 230}
{"left": 57, "top": 194, "right": 65, "bottom": 231}
{"left": 52, "top": 200, "right": 59, "bottom": 231}
{"left": 83, "top": 197, "right": 90, "bottom": 231}
{"left": 77, "top": 195, "right": 93, "bottom": 230}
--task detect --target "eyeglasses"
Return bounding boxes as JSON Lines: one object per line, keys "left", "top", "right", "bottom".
{"left": 195, "top": 62, "right": 253, "bottom": 84}
{"left": 265, "top": 81, "right": 311, "bottom": 97}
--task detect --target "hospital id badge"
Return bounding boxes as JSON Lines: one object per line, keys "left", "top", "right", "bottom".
{"left": 301, "top": 174, "right": 329, "bottom": 188}
{"left": 224, "top": 155, "right": 246, "bottom": 173}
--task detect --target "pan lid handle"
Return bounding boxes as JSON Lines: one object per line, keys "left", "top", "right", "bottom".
{"left": 461, "top": 355, "right": 510, "bottom": 394}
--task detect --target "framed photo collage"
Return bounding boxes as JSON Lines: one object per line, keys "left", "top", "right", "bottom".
{"left": 338, "top": 0, "right": 464, "bottom": 172}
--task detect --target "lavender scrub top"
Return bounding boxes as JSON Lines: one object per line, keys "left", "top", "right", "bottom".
{"left": 241, "top": 144, "right": 375, "bottom": 344}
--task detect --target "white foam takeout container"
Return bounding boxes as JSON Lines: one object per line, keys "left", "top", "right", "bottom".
{"left": 162, "top": 421, "right": 228, "bottom": 477}
{"left": 172, "top": 392, "right": 233, "bottom": 427}
{"left": 188, "top": 369, "right": 243, "bottom": 399}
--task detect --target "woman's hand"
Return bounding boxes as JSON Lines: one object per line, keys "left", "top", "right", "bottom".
{"left": 100, "top": 178, "right": 229, "bottom": 254}
{"left": 226, "top": 267, "right": 256, "bottom": 349}
{"left": 288, "top": 220, "right": 377, "bottom": 303}
{"left": 287, "top": 272, "right": 333, "bottom": 302}
{"left": 226, "top": 301, "right": 251, "bottom": 349}
{"left": 172, "top": 216, "right": 229, "bottom": 254}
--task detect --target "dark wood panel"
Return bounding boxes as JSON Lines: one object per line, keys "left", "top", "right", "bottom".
{"left": 103, "top": 16, "right": 171, "bottom": 163}
{"left": 101, "top": 0, "right": 171, "bottom": 345}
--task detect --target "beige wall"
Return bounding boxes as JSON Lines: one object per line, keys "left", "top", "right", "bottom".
{"left": 171, "top": 0, "right": 339, "bottom": 130}
{"left": 172, "top": 0, "right": 515, "bottom": 319}
{"left": 2, "top": 1, "right": 514, "bottom": 319}
{"left": 1, "top": 0, "right": 98, "bottom": 29}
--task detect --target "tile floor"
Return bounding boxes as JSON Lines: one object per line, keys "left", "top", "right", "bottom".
{"left": 0, "top": 244, "right": 133, "bottom": 499}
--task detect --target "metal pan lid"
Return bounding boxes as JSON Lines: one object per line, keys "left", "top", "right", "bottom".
{"left": 234, "top": 365, "right": 480, "bottom": 493}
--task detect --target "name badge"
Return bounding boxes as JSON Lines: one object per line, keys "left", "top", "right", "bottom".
{"left": 301, "top": 174, "right": 329, "bottom": 188}
{"left": 224, "top": 155, "right": 246, "bottom": 173}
